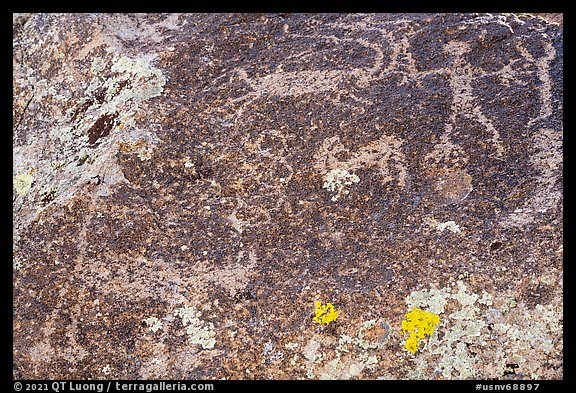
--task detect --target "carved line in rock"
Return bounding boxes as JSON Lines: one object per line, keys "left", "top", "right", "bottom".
{"left": 221, "top": 18, "right": 551, "bottom": 179}
{"left": 14, "top": 15, "right": 560, "bottom": 237}
{"left": 502, "top": 38, "right": 561, "bottom": 227}
{"left": 313, "top": 133, "right": 407, "bottom": 190}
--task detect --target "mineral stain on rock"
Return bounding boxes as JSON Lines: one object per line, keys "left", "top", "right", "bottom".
{"left": 13, "top": 13, "right": 562, "bottom": 380}
{"left": 432, "top": 168, "right": 473, "bottom": 205}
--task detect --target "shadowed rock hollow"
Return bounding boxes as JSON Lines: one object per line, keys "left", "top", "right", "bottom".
{"left": 13, "top": 13, "right": 562, "bottom": 380}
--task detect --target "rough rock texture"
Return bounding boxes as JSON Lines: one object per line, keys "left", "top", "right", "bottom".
{"left": 13, "top": 13, "right": 563, "bottom": 380}
{"left": 533, "top": 13, "right": 563, "bottom": 27}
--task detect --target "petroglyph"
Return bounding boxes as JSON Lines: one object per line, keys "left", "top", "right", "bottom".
{"left": 314, "top": 133, "right": 407, "bottom": 190}
{"left": 424, "top": 40, "right": 505, "bottom": 171}
{"left": 502, "top": 39, "right": 561, "bottom": 227}
{"left": 502, "top": 128, "right": 562, "bottom": 227}
{"left": 235, "top": 34, "right": 383, "bottom": 96}
{"left": 225, "top": 16, "right": 555, "bottom": 217}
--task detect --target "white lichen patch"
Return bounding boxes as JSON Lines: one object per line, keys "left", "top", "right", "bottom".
{"left": 183, "top": 159, "right": 194, "bottom": 168}
{"left": 111, "top": 55, "right": 166, "bottom": 101}
{"left": 13, "top": 36, "right": 169, "bottom": 243}
{"left": 478, "top": 291, "right": 493, "bottom": 306}
{"left": 315, "top": 338, "right": 380, "bottom": 380}
{"left": 422, "top": 217, "right": 462, "bottom": 234}
{"left": 174, "top": 305, "right": 216, "bottom": 350}
{"left": 143, "top": 316, "right": 163, "bottom": 333}
{"left": 90, "top": 57, "right": 106, "bottom": 74}
{"left": 436, "top": 220, "right": 461, "bottom": 233}
{"left": 318, "top": 353, "right": 370, "bottom": 380}
{"left": 302, "top": 338, "right": 323, "bottom": 378}
{"left": 452, "top": 280, "right": 479, "bottom": 307}
{"left": 13, "top": 257, "right": 23, "bottom": 271}
{"left": 101, "top": 364, "right": 111, "bottom": 375}
{"left": 64, "top": 51, "right": 166, "bottom": 134}
{"left": 314, "top": 134, "right": 407, "bottom": 191}
{"left": 137, "top": 146, "right": 153, "bottom": 161}
{"left": 263, "top": 340, "right": 284, "bottom": 364}
{"left": 322, "top": 168, "right": 360, "bottom": 201}
{"left": 14, "top": 172, "right": 34, "bottom": 196}
{"left": 49, "top": 125, "right": 75, "bottom": 143}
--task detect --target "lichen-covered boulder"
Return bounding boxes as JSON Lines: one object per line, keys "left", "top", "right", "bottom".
{"left": 13, "top": 13, "right": 562, "bottom": 380}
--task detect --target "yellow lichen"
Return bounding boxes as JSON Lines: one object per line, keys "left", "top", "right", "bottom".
{"left": 313, "top": 301, "right": 339, "bottom": 325}
{"left": 404, "top": 335, "right": 420, "bottom": 354}
{"left": 402, "top": 307, "right": 440, "bottom": 354}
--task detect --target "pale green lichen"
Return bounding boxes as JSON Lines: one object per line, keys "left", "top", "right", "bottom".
{"left": 174, "top": 305, "right": 216, "bottom": 350}
{"left": 322, "top": 168, "right": 360, "bottom": 201}
{"left": 14, "top": 172, "right": 34, "bottom": 196}
{"left": 504, "top": 303, "right": 561, "bottom": 355}
{"left": 405, "top": 286, "right": 451, "bottom": 315}
{"left": 500, "top": 298, "right": 518, "bottom": 313}
{"left": 478, "top": 291, "right": 493, "bottom": 306}
{"left": 307, "top": 335, "right": 379, "bottom": 380}
{"left": 49, "top": 125, "right": 75, "bottom": 143}
{"left": 27, "top": 51, "right": 167, "bottom": 221}
{"left": 110, "top": 55, "right": 166, "bottom": 101}
{"left": 406, "top": 282, "right": 481, "bottom": 378}
{"left": 63, "top": 51, "right": 166, "bottom": 141}
{"left": 90, "top": 57, "right": 106, "bottom": 74}
{"left": 435, "top": 341, "right": 476, "bottom": 378}
{"left": 303, "top": 318, "right": 391, "bottom": 379}
{"left": 436, "top": 220, "right": 461, "bottom": 233}
{"left": 318, "top": 354, "right": 370, "bottom": 380}
{"left": 143, "top": 316, "right": 163, "bottom": 333}
{"left": 452, "top": 280, "right": 479, "bottom": 307}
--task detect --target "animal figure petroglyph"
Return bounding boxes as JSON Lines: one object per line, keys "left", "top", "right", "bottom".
{"left": 225, "top": 16, "right": 560, "bottom": 223}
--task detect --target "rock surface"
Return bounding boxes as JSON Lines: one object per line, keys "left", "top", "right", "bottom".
{"left": 13, "top": 13, "right": 563, "bottom": 380}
